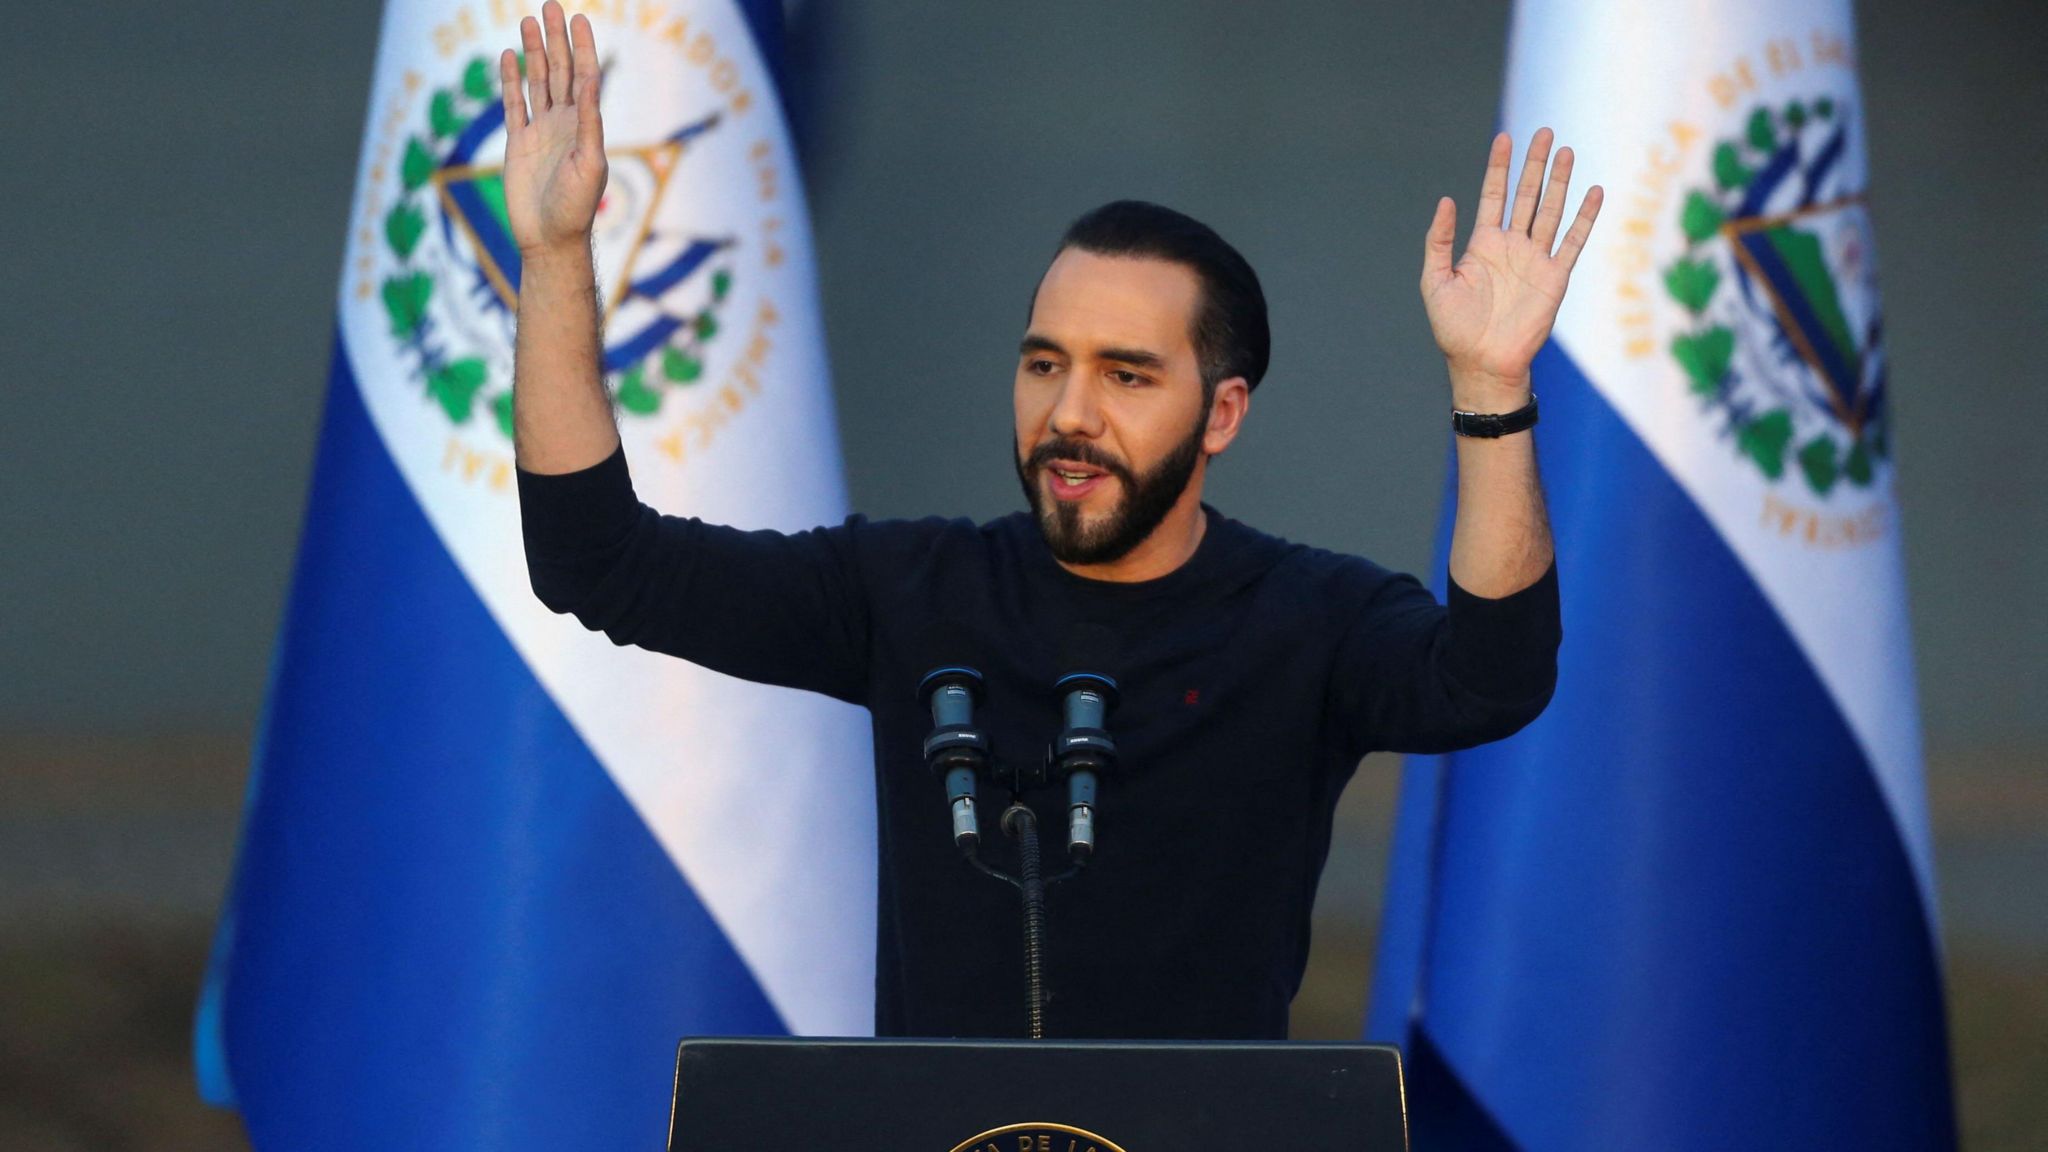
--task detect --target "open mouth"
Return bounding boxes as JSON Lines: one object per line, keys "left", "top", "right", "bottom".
{"left": 1045, "top": 460, "right": 1112, "bottom": 502}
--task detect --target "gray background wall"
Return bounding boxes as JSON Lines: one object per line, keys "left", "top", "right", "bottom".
{"left": 1, "top": 2, "right": 2042, "bottom": 1149}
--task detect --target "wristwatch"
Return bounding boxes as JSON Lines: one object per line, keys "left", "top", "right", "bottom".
{"left": 1451, "top": 393, "right": 1539, "bottom": 438}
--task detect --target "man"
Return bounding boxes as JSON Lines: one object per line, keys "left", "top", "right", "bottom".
{"left": 503, "top": 3, "right": 1602, "bottom": 1039}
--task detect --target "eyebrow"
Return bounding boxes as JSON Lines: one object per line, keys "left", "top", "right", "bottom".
{"left": 1098, "top": 345, "right": 1167, "bottom": 370}
{"left": 1018, "top": 334, "right": 1167, "bottom": 370}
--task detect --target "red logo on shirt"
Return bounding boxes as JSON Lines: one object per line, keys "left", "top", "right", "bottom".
{"left": 1183, "top": 689, "right": 1201, "bottom": 706}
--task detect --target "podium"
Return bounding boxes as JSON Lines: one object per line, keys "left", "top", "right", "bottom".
{"left": 668, "top": 1037, "right": 1408, "bottom": 1150}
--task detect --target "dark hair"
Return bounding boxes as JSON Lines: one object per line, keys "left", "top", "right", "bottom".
{"left": 1053, "top": 200, "right": 1271, "bottom": 393}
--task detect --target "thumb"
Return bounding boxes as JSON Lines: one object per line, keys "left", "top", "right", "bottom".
{"left": 1421, "top": 196, "right": 1456, "bottom": 288}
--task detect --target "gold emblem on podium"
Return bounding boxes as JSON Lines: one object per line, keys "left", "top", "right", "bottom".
{"left": 948, "top": 1121, "right": 1129, "bottom": 1152}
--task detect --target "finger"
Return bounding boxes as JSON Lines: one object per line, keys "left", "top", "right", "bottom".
{"left": 1473, "top": 131, "right": 1512, "bottom": 235}
{"left": 1533, "top": 146, "right": 1574, "bottom": 250}
{"left": 545, "top": 0, "right": 572, "bottom": 108}
{"left": 570, "top": 13, "right": 602, "bottom": 141}
{"left": 1553, "top": 186, "right": 1605, "bottom": 271}
{"left": 520, "top": 17, "right": 548, "bottom": 113}
{"left": 1421, "top": 196, "right": 1456, "bottom": 286}
{"left": 499, "top": 49, "right": 528, "bottom": 133}
{"left": 1508, "top": 127, "right": 1554, "bottom": 236}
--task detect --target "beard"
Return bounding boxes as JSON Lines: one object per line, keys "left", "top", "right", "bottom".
{"left": 1014, "top": 410, "right": 1208, "bottom": 567}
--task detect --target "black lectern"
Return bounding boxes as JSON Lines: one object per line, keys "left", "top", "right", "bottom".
{"left": 668, "top": 1037, "right": 1408, "bottom": 1151}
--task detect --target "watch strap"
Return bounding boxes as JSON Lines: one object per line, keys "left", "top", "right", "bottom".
{"left": 1451, "top": 393, "right": 1539, "bottom": 438}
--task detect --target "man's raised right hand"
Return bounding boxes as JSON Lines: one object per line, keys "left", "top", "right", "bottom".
{"left": 501, "top": 1, "right": 618, "bottom": 473}
{"left": 499, "top": 1, "right": 607, "bottom": 259}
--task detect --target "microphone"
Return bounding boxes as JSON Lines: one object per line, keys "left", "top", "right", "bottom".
{"left": 917, "top": 665, "right": 988, "bottom": 849}
{"left": 1050, "top": 623, "right": 1120, "bottom": 860}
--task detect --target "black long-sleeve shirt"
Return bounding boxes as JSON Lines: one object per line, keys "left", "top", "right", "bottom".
{"left": 517, "top": 446, "right": 1560, "bottom": 1040}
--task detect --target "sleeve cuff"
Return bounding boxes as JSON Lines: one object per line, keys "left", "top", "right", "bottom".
{"left": 515, "top": 444, "right": 645, "bottom": 558}
{"left": 1442, "top": 561, "right": 1562, "bottom": 703}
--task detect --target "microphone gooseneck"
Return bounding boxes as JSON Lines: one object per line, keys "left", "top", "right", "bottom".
{"left": 1002, "top": 803, "right": 1049, "bottom": 1040}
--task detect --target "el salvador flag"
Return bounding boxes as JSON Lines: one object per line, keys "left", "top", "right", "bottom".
{"left": 1367, "top": 1, "right": 1956, "bottom": 1148}
{"left": 195, "top": 2, "right": 875, "bottom": 1147}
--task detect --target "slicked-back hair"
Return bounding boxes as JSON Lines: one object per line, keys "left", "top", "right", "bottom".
{"left": 1052, "top": 200, "right": 1271, "bottom": 394}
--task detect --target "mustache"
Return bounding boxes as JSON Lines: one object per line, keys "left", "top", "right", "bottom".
{"left": 1023, "top": 438, "right": 1133, "bottom": 483}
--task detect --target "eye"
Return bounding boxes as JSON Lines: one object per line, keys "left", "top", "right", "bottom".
{"left": 1025, "top": 357, "right": 1060, "bottom": 376}
{"left": 1109, "top": 369, "right": 1145, "bottom": 387}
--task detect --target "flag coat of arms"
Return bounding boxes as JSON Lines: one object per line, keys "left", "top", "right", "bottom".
{"left": 1368, "top": 1, "right": 1955, "bottom": 1148}
{"left": 197, "top": 2, "right": 874, "bottom": 1147}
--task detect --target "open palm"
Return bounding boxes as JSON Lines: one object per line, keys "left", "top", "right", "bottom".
{"left": 499, "top": 2, "right": 606, "bottom": 255}
{"left": 1421, "top": 128, "right": 1603, "bottom": 387}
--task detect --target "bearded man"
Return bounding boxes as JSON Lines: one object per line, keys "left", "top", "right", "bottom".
{"left": 506, "top": 3, "right": 1602, "bottom": 1039}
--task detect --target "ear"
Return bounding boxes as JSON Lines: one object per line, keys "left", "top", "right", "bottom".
{"left": 1201, "top": 377, "right": 1251, "bottom": 456}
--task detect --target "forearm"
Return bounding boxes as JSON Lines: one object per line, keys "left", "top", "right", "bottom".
{"left": 1445, "top": 367, "right": 1554, "bottom": 598}
{"left": 511, "top": 241, "right": 619, "bottom": 475}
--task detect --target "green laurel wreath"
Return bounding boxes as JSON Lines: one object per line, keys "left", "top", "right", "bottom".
{"left": 379, "top": 56, "right": 735, "bottom": 438}
{"left": 1664, "top": 96, "right": 1886, "bottom": 496}
{"left": 381, "top": 56, "right": 505, "bottom": 434}
{"left": 612, "top": 264, "right": 733, "bottom": 418}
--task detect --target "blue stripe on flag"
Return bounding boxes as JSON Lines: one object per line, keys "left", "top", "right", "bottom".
{"left": 1368, "top": 340, "right": 1953, "bottom": 1150}
{"left": 603, "top": 315, "right": 687, "bottom": 373}
{"left": 448, "top": 100, "right": 507, "bottom": 167}
{"left": 200, "top": 344, "right": 784, "bottom": 1150}
{"left": 630, "top": 238, "right": 730, "bottom": 300}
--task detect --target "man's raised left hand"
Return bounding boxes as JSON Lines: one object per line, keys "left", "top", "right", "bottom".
{"left": 1420, "top": 128, "right": 1603, "bottom": 411}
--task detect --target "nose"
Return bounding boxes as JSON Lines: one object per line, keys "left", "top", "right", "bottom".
{"left": 1047, "top": 375, "right": 1103, "bottom": 440}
